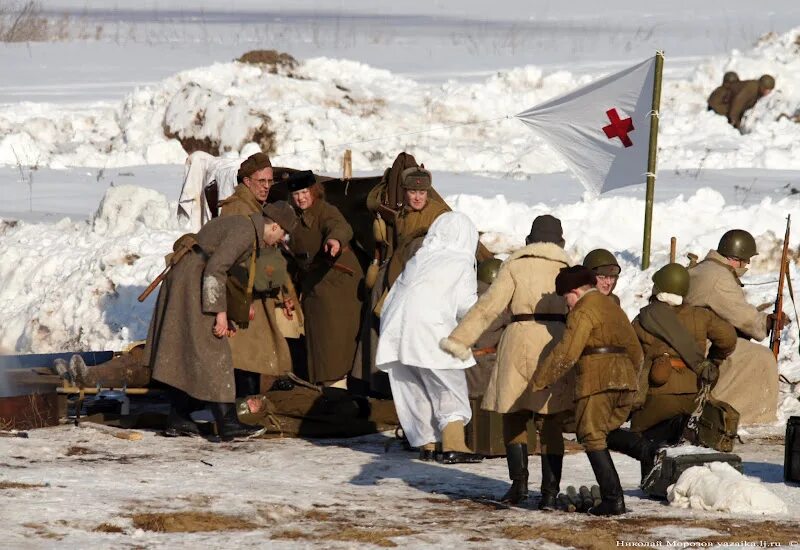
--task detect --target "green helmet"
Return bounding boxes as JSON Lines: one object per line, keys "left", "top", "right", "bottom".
{"left": 583, "top": 248, "right": 621, "bottom": 276}
{"left": 477, "top": 258, "right": 503, "bottom": 285}
{"left": 717, "top": 229, "right": 758, "bottom": 260}
{"left": 758, "top": 74, "right": 775, "bottom": 90}
{"left": 723, "top": 71, "right": 739, "bottom": 84}
{"left": 652, "top": 263, "right": 690, "bottom": 297}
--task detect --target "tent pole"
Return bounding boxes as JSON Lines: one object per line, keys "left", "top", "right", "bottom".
{"left": 641, "top": 51, "right": 664, "bottom": 270}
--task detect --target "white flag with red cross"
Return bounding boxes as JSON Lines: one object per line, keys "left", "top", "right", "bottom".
{"left": 516, "top": 56, "right": 658, "bottom": 194}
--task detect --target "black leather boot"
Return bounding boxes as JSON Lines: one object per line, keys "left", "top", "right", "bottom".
{"left": 606, "top": 428, "right": 657, "bottom": 485}
{"left": 234, "top": 369, "right": 261, "bottom": 398}
{"left": 538, "top": 454, "right": 563, "bottom": 511}
{"left": 211, "top": 402, "right": 266, "bottom": 441}
{"left": 500, "top": 444, "right": 528, "bottom": 504}
{"left": 586, "top": 449, "right": 626, "bottom": 516}
{"left": 642, "top": 415, "right": 687, "bottom": 446}
{"left": 163, "top": 388, "right": 200, "bottom": 437}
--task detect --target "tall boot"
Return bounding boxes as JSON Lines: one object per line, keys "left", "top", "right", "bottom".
{"left": 234, "top": 369, "right": 260, "bottom": 398}
{"left": 642, "top": 415, "right": 687, "bottom": 446}
{"left": 164, "top": 387, "right": 200, "bottom": 437}
{"left": 500, "top": 444, "right": 528, "bottom": 504}
{"left": 586, "top": 449, "right": 626, "bottom": 516}
{"left": 606, "top": 428, "right": 657, "bottom": 485}
{"left": 538, "top": 454, "right": 563, "bottom": 511}
{"left": 211, "top": 402, "right": 266, "bottom": 441}
{"left": 438, "top": 421, "right": 483, "bottom": 464}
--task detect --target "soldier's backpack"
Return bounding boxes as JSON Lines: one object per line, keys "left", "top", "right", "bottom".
{"left": 642, "top": 449, "right": 743, "bottom": 499}
{"left": 694, "top": 396, "right": 740, "bottom": 453}
{"left": 785, "top": 416, "right": 800, "bottom": 482}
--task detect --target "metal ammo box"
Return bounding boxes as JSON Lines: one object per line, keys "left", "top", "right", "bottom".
{"left": 642, "top": 450, "right": 743, "bottom": 499}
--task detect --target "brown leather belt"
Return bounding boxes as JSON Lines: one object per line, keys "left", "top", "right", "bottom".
{"left": 581, "top": 346, "right": 626, "bottom": 357}
{"left": 472, "top": 346, "right": 497, "bottom": 357}
{"left": 511, "top": 313, "right": 567, "bottom": 323}
{"left": 670, "top": 358, "right": 687, "bottom": 369}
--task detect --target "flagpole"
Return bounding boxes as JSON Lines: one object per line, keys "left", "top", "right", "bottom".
{"left": 641, "top": 51, "right": 664, "bottom": 270}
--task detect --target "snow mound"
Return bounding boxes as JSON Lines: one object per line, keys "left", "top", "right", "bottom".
{"left": 667, "top": 462, "right": 787, "bottom": 515}
{"left": 2, "top": 27, "right": 800, "bottom": 176}
{"left": 93, "top": 185, "right": 178, "bottom": 236}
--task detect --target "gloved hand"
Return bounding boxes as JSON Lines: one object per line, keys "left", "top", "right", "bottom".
{"left": 695, "top": 359, "right": 719, "bottom": 387}
{"left": 439, "top": 337, "right": 472, "bottom": 361}
{"left": 767, "top": 312, "right": 792, "bottom": 332}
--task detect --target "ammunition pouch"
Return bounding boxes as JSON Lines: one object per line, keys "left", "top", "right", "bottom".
{"left": 648, "top": 355, "right": 673, "bottom": 387}
{"left": 694, "top": 397, "right": 740, "bottom": 453}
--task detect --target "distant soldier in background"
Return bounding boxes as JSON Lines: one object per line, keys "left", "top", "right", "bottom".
{"left": 533, "top": 266, "right": 643, "bottom": 516}
{"left": 685, "top": 229, "right": 788, "bottom": 424}
{"left": 727, "top": 74, "right": 775, "bottom": 130}
{"left": 441, "top": 216, "right": 573, "bottom": 507}
{"left": 583, "top": 249, "right": 622, "bottom": 306}
{"left": 707, "top": 71, "right": 740, "bottom": 116}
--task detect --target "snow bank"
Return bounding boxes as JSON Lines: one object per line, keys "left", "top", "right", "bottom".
{"left": 2, "top": 28, "right": 800, "bottom": 178}
{"left": 667, "top": 462, "right": 788, "bottom": 515}
{"left": 0, "top": 186, "right": 181, "bottom": 353}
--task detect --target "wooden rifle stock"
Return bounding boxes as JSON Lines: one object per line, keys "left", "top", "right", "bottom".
{"left": 769, "top": 215, "right": 791, "bottom": 358}
{"left": 137, "top": 245, "right": 192, "bottom": 302}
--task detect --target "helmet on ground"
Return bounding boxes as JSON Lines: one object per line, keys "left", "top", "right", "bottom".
{"left": 652, "top": 263, "right": 690, "bottom": 297}
{"left": 477, "top": 258, "right": 503, "bottom": 285}
{"left": 717, "top": 229, "right": 758, "bottom": 260}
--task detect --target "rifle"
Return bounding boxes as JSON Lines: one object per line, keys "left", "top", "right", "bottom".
{"left": 769, "top": 214, "right": 791, "bottom": 359}
{"left": 137, "top": 245, "right": 193, "bottom": 302}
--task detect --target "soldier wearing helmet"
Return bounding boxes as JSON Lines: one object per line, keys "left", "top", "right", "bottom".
{"left": 604, "top": 264, "right": 737, "bottom": 485}
{"left": 583, "top": 249, "right": 622, "bottom": 306}
{"left": 726, "top": 74, "right": 775, "bottom": 130}
{"left": 440, "top": 215, "right": 573, "bottom": 508}
{"left": 683, "top": 230, "right": 788, "bottom": 424}
{"left": 707, "top": 71, "right": 740, "bottom": 116}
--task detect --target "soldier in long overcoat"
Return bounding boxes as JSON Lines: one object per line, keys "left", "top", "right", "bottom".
{"left": 440, "top": 215, "right": 573, "bottom": 508}
{"left": 144, "top": 210, "right": 288, "bottom": 439}
{"left": 219, "top": 153, "right": 294, "bottom": 395}
{"left": 288, "top": 171, "right": 364, "bottom": 386}
{"left": 685, "top": 229, "right": 788, "bottom": 424}
{"left": 533, "top": 266, "right": 643, "bottom": 516}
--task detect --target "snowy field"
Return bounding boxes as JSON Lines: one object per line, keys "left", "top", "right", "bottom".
{"left": 1, "top": 425, "right": 798, "bottom": 549}
{"left": 1, "top": 1, "right": 800, "bottom": 546}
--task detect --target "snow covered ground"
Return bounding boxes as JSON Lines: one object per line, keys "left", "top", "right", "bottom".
{"left": 0, "top": 425, "right": 798, "bottom": 549}
{"left": 1, "top": 1, "right": 800, "bottom": 543}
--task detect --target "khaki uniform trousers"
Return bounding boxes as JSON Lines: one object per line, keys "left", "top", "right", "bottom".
{"left": 575, "top": 390, "right": 634, "bottom": 452}
{"left": 502, "top": 410, "right": 570, "bottom": 455}
{"left": 630, "top": 393, "right": 695, "bottom": 433}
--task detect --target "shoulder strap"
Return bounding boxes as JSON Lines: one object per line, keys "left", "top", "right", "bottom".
{"left": 638, "top": 302, "right": 705, "bottom": 369}
{"left": 245, "top": 218, "right": 259, "bottom": 303}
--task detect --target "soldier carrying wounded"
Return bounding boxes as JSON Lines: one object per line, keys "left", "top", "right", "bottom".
{"left": 440, "top": 215, "right": 574, "bottom": 508}
{"left": 376, "top": 212, "right": 483, "bottom": 464}
{"left": 707, "top": 73, "right": 775, "bottom": 131}
{"left": 532, "top": 265, "right": 644, "bottom": 516}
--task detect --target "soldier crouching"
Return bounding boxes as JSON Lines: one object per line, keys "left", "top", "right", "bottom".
{"left": 532, "top": 265, "right": 643, "bottom": 516}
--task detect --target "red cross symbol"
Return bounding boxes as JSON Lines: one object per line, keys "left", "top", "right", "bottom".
{"left": 602, "top": 108, "right": 634, "bottom": 148}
